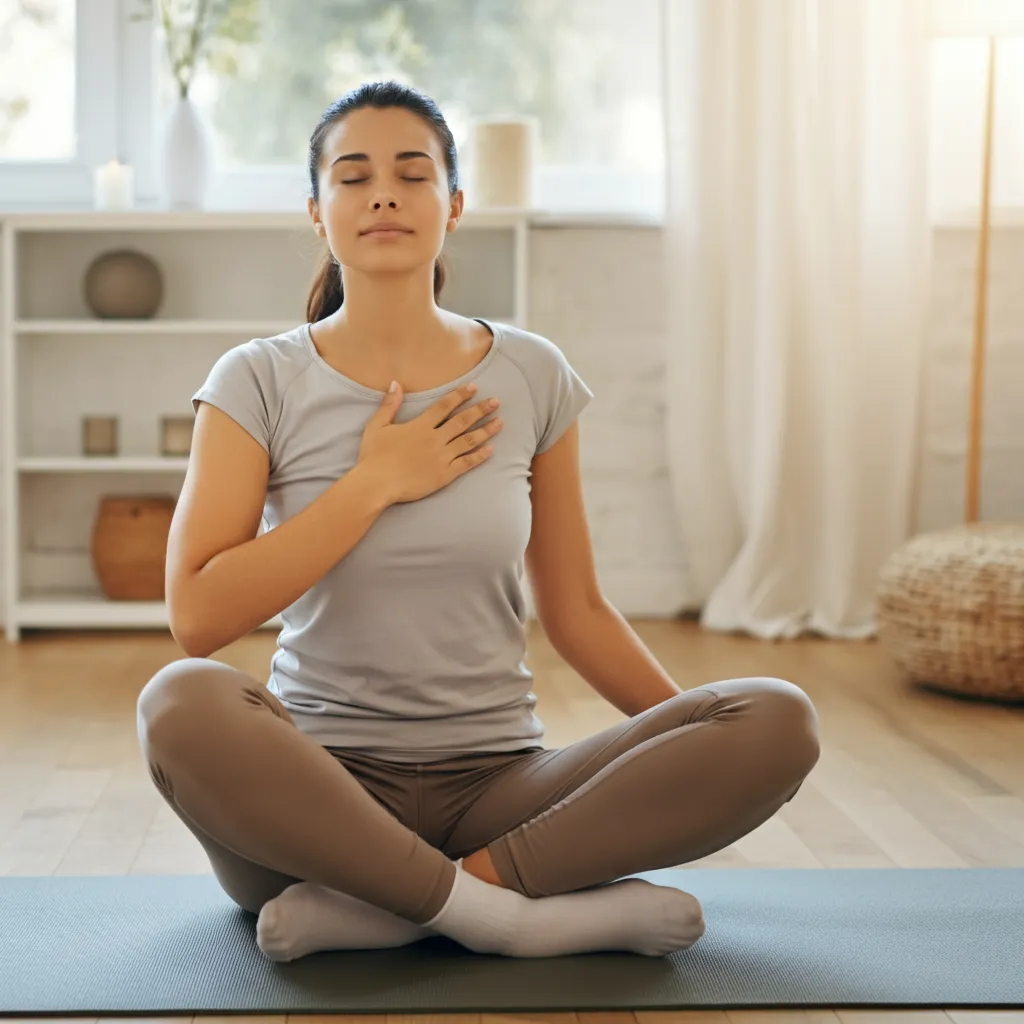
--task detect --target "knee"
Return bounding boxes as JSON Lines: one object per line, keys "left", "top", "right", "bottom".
{"left": 136, "top": 657, "right": 228, "bottom": 748}
{"left": 753, "top": 677, "right": 821, "bottom": 776}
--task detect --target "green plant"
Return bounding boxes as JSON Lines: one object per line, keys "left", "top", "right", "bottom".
{"left": 131, "top": 0, "right": 259, "bottom": 100}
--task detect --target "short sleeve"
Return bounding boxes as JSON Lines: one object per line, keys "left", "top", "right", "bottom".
{"left": 535, "top": 342, "right": 594, "bottom": 454}
{"left": 191, "top": 342, "right": 272, "bottom": 455}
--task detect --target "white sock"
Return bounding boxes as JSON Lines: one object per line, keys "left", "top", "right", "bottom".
{"left": 256, "top": 881, "right": 437, "bottom": 961}
{"left": 423, "top": 860, "right": 705, "bottom": 957}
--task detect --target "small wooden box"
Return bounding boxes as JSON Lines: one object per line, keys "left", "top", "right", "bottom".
{"left": 160, "top": 415, "right": 194, "bottom": 456}
{"left": 82, "top": 416, "right": 118, "bottom": 455}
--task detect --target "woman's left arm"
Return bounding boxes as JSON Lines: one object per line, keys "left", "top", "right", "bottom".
{"left": 525, "top": 421, "right": 685, "bottom": 718}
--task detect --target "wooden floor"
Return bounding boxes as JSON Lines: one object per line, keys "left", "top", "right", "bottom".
{"left": 1, "top": 618, "right": 1022, "bottom": 1024}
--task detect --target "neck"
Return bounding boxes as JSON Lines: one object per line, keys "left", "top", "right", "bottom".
{"left": 329, "top": 265, "right": 450, "bottom": 356}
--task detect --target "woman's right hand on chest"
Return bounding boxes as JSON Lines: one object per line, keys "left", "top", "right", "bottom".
{"left": 357, "top": 381, "right": 504, "bottom": 505}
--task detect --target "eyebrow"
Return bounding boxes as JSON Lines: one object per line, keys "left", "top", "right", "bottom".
{"left": 330, "top": 150, "right": 434, "bottom": 167}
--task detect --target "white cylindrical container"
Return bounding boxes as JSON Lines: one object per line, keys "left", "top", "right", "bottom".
{"left": 467, "top": 116, "right": 537, "bottom": 209}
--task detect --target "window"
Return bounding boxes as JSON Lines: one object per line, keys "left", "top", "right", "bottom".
{"left": 156, "top": 0, "right": 665, "bottom": 216}
{"left": 13, "top": 3, "right": 1023, "bottom": 222}
{"left": 0, "top": 0, "right": 76, "bottom": 160}
{"left": 0, "top": 0, "right": 121, "bottom": 207}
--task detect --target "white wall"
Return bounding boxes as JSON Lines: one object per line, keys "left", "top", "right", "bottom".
{"left": 530, "top": 223, "right": 1024, "bottom": 605}
{"left": 1, "top": 223, "right": 1022, "bottom": 633}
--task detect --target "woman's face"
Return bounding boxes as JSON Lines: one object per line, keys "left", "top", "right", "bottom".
{"left": 309, "top": 105, "right": 462, "bottom": 278}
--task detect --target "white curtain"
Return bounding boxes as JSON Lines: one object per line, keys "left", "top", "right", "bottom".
{"left": 663, "top": 0, "right": 932, "bottom": 639}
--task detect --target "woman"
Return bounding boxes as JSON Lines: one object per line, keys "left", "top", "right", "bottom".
{"left": 137, "top": 80, "right": 821, "bottom": 962}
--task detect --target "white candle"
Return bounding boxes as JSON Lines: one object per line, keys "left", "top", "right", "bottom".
{"left": 94, "top": 160, "right": 135, "bottom": 210}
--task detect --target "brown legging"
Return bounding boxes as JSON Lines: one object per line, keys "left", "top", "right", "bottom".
{"left": 137, "top": 658, "right": 820, "bottom": 925}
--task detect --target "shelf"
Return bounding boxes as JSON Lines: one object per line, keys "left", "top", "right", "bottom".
{"left": 19, "top": 456, "right": 189, "bottom": 472}
{"left": 14, "top": 319, "right": 298, "bottom": 335}
{"left": 3, "top": 202, "right": 528, "bottom": 642}
{"left": 16, "top": 592, "right": 281, "bottom": 631}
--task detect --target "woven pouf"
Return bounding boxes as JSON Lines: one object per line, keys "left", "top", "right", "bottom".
{"left": 876, "top": 521, "right": 1024, "bottom": 703}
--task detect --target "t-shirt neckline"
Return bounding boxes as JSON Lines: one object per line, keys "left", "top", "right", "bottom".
{"left": 301, "top": 318, "right": 502, "bottom": 401}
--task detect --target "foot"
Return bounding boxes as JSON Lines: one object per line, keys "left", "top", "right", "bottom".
{"left": 256, "top": 881, "right": 435, "bottom": 961}
{"left": 424, "top": 860, "right": 705, "bottom": 957}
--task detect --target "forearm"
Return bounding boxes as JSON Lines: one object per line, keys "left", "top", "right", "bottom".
{"left": 547, "top": 601, "right": 685, "bottom": 718}
{"left": 175, "top": 461, "right": 392, "bottom": 657}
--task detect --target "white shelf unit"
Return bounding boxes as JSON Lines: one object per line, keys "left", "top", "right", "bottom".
{"left": 1, "top": 208, "right": 529, "bottom": 642}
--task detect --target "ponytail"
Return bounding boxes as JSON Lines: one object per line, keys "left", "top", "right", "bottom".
{"left": 305, "top": 248, "right": 449, "bottom": 324}
{"left": 306, "top": 250, "right": 344, "bottom": 324}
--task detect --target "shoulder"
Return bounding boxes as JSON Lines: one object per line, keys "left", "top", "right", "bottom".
{"left": 492, "top": 321, "right": 578, "bottom": 380}
{"left": 229, "top": 323, "right": 312, "bottom": 374}
{"left": 193, "top": 323, "right": 314, "bottom": 422}
{"left": 206, "top": 323, "right": 313, "bottom": 393}
{"left": 491, "top": 322, "right": 592, "bottom": 452}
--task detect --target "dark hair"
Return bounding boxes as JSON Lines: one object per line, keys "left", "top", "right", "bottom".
{"left": 305, "top": 80, "right": 459, "bottom": 324}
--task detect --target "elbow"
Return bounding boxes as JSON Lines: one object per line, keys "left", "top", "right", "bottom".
{"left": 167, "top": 571, "right": 218, "bottom": 658}
{"left": 167, "top": 602, "right": 213, "bottom": 659}
{"left": 178, "top": 635, "right": 214, "bottom": 660}
{"left": 169, "top": 620, "right": 210, "bottom": 659}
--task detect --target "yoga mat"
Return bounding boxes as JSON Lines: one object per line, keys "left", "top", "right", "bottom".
{"left": 1, "top": 867, "right": 1022, "bottom": 1014}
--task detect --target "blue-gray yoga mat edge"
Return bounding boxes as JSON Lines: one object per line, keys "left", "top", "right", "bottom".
{"left": 1, "top": 867, "right": 1022, "bottom": 1014}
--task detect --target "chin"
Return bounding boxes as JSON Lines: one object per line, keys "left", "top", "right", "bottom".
{"left": 352, "top": 254, "right": 431, "bottom": 275}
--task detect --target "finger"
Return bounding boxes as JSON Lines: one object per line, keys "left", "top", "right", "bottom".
{"left": 430, "top": 384, "right": 478, "bottom": 427}
{"left": 454, "top": 417, "right": 502, "bottom": 452}
{"left": 442, "top": 398, "right": 498, "bottom": 441}
{"left": 454, "top": 444, "right": 494, "bottom": 472}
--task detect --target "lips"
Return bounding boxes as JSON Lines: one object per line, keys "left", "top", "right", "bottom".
{"left": 361, "top": 225, "right": 413, "bottom": 235}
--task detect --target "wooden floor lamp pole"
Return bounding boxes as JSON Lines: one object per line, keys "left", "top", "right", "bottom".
{"left": 965, "top": 36, "right": 996, "bottom": 524}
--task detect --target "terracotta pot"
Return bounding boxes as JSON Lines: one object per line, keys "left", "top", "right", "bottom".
{"left": 91, "top": 495, "right": 176, "bottom": 600}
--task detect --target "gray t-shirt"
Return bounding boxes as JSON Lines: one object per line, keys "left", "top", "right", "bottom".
{"left": 191, "top": 318, "right": 593, "bottom": 762}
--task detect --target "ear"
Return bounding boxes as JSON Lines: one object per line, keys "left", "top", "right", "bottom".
{"left": 308, "top": 197, "right": 325, "bottom": 237}
{"left": 447, "top": 189, "right": 465, "bottom": 232}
